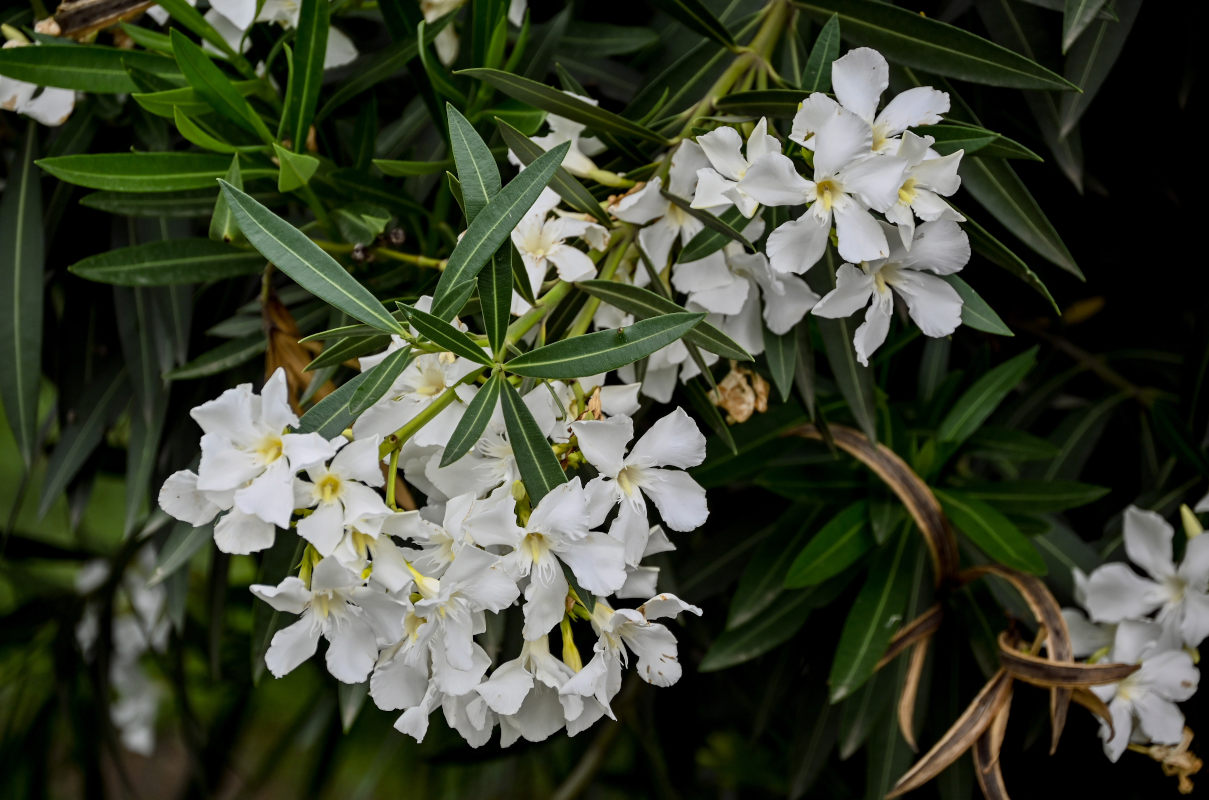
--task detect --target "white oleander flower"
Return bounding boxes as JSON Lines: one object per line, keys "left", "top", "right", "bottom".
{"left": 572, "top": 408, "right": 708, "bottom": 565}
{"left": 610, "top": 141, "right": 710, "bottom": 267}
{"left": 200, "top": 0, "right": 358, "bottom": 68}
{"left": 561, "top": 594, "right": 702, "bottom": 715}
{"left": 352, "top": 349, "right": 479, "bottom": 444}
{"left": 691, "top": 118, "right": 784, "bottom": 219}
{"left": 252, "top": 557, "right": 406, "bottom": 683}
{"left": 469, "top": 479, "right": 627, "bottom": 639}
{"left": 882, "top": 131, "right": 964, "bottom": 246}
{"left": 1082, "top": 506, "right": 1209, "bottom": 648}
{"left": 524, "top": 95, "right": 608, "bottom": 177}
{"left": 292, "top": 436, "right": 392, "bottom": 555}
{"left": 1090, "top": 620, "right": 1199, "bottom": 761}
{"left": 1, "top": 41, "right": 74, "bottom": 126}
{"left": 811, "top": 219, "right": 969, "bottom": 366}
{"left": 511, "top": 189, "right": 608, "bottom": 313}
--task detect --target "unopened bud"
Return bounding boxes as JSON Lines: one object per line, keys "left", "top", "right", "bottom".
{"left": 1181, "top": 504, "right": 1203, "bottom": 539}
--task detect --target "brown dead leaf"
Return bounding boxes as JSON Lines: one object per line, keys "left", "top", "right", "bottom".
{"left": 878, "top": 604, "right": 944, "bottom": 671}
{"left": 52, "top": 0, "right": 155, "bottom": 40}
{"left": 897, "top": 638, "right": 931, "bottom": 752}
{"left": 709, "top": 363, "right": 769, "bottom": 423}
{"left": 998, "top": 631, "right": 1138, "bottom": 688}
{"left": 263, "top": 293, "right": 332, "bottom": 413}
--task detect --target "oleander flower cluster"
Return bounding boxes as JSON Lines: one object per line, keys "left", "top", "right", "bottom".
{"left": 158, "top": 355, "right": 707, "bottom": 746}
{"left": 1062, "top": 505, "right": 1207, "bottom": 761}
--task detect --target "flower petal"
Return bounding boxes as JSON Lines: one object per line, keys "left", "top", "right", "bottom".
{"left": 1085, "top": 566, "right": 1167, "bottom": 624}
{"left": 834, "top": 201, "right": 891, "bottom": 264}
{"left": 697, "top": 125, "right": 748, "bottom": 180}
{"left": 250, "top": 575, "right": 311, "bottom": 614}
{"left": 852, "top": 287, "right": 893, "bottom": 366}
{"left": 812, "top": 262, "right": 875, "bottom": 319}
{"left": 297, "top": 500, "right": 346, "bottom": 556}
{"left": 214, "top": 509, "right": 277, "bottom": 555}
{"left": 875, "top": 87, "right": 949, "bottom": 138}
{"left": 325, "top": 617, "right": 379, "bottom": 683}
{"left": 831, "top": 47, "right": 888, "bottom": 124}
{"left": 570, "top": 416, "right": 633, "bottom": 477}
{"left": 639, "top": 468, "right": 708, "bottom": 532}
{"left": 766, "top": 214, "right": 831, "bottom": 275}
{"left": 898, "top": 219, "right": 970, "bottom": 275}
{"left": 737, "top": 153, "right": 811, "bottom": 207}
{"left": 1123, "top": 506, "right": 1177, "bottom": 581}
{"left": 889, "top": 268, "right": 963, "bottom": 338}
{"left": 159, "top": 470, "right": 224, "bottom": 526}
{"left": 627, "top": 407, "right": 706, "bottom": 469}
{"left": 265, "top": 616, "right": 319, "bottom": 678}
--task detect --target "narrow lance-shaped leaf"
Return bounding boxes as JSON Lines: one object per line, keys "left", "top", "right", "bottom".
{"left": 282, "top": 0, "right": 330, "bottom": 151}
{"left": 801, "top": 13, "right": 840, "bottom": 92}
{"left": 496, "top": 117, "right": 609, "bottom": 225}
{"left": 441, "top": 371, "right": 503, "bottom": 467}
{"left": 167, "top": 333, "right": 267, "bottom": 380}
{"left": 937, "top": 347, "right": 1037, "bottom": 446}
{"left": 69, "top": 239, "right": 264, "bottom": 286}
{"left": 936, "top": 490, "right": 1047, "bottom": 575}
{"left": 479, "top": 248, "right": 511, "bottom": 359}
{"left": 506, "top": 313, "right": 704, "bottom": 379}
{"left": 1062, "top": 0, "right": 1112, "bottom": 52}
{"left": 699, "top": 589, "right": 815, "bottom": 672}
{"left": 218, "top": 180, "right": 406, "bottom": 335}
{"left": 447, "top": 104, "right": 501, "bottom": 222}
{"left": 499, "top": 378, "right": 565, "bottom": 504}
{"left": 170, "top": 30, "right": 274, "bottom": 144}
{"left": 156, "top": 0, "right": 245, "bottom": 63}
{"left": 763, "top": 326, "right": 796, "bottom": 403}
{"left": 942, "top": 274, "right": 1012, "bottom": 336}
{"left": 1058, "top": 0, "right": 1142, "bottom": 136}
{"left": 149, "top": 521, "right": 214, "bottom": 587}
{"left": 784, "top": 501, "right": 874, "bottom": 588}
{"left": 649, "top": 0, "right": 737, "bottom": 49}
{"left": 297, "top": 371, "right": 373, "bottom": 437}
{"left": 793, "top": 0, "right": 1078, "bottom": 90}
{"left": 0, "top": 45, "right": 182, "bottom": 93}
{"left": 457, "top": 68, "right": 672, "bottom": 144}
{"left": 349, "top": 346, "right": 412, "bottom": 416}
{"left": 0, "top": 123, "right": 43, "bottom": 467}
{"left": 827, "top": 530, "right": 916, "bottom": 702}
{"left": 431, "top": 141, "right": 570, "bottom": 319}
{"left": 38, "top": 152, "right": 274, "bottom": 192}
{"left": 401, "top": 306, "right": 493, "bottom": 366}
{"left": 577, "top": 280, "right": 752, "bottom": 361}
{"left": 210, "top": 154, "right": 243, "bottom": 243}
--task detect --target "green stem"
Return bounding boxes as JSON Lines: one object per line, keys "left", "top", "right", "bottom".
{"left": 504, "top": 281, "right": 574, "bottom": 348}
{"left": 377, "top": 366, "right": 487, "bottom": 458}
{"left": 567, "top": 231, "right": 636, "bottom": 338}
{"left": 385, "top": 448, "right": 400, "bottom": 509}
{"left": 313, "top": 240, "right": 447, "bottom": 270}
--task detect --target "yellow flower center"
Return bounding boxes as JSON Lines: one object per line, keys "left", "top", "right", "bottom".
{"left": 257, "top": 434, "right": 284, "bottom": 464}
{"left": 317, "top": 473, "right": 342, "bottom": 504}
{"left": 898, "top": 178, "right": 918, "bottom": 207}
{"left": 815, "top": 179, "right": 839, "bottom": 212}
{"left": 616, "top": 465, "right": 640, "bottom": 497}
{"left": 523, "top": 532, "right": 550, "bottom": 564}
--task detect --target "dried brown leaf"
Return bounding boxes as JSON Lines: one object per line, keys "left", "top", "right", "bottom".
{"left": 878, "top": 604, "right": 944, "bottom": 671}
{"left": 973, "top": 726, "right": 1012, "bottom": 800}
{"left": 887, "top": 670, "right": 1012, "bottom": 798}
{"left": 1071, "top": 688, "right": 1116, "bottom": 739}
{"left": 998, "top": 632, "right": 1138, "bottom": 688}
{"left": 897, "top": 638, "right": 931, "bottom": 752}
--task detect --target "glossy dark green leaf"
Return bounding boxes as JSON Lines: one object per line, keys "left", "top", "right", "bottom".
{"left": 447, "top": 104, "right": 501, "bottom": 222}
{"left": 827, "top": 530, "right": 915, "bottom": 701}
{"left": 727, "top": 512, "right": 816, "bottom": 629}
{"left": 936, "top": 490, "right": 1047, "bottom": 574}
{"left": 282, "top": 0, "right": 329, "bottom": 150}
{"left": 793, "top": 0, "right": 1077, "bottom": 90}
{"left": 0, "top": 123, "right": 43, "bottom": 467}
{"left": 272, "top": 143, "right": 320, "bottom": 192}
{"left": 479, "top": 248, "right": 512, "bottom": 358}
{"left": 700, "top": 588, "right": 813, "bottom": 672}
{"left": 560, "top": 22, "right": 660, "bottom": 55}
{"left": 373, "top": 158, "right": 453, "bottom": 176}
{"left": 431, "top": 142, "right": 569, "bottom": 319}
{"left": 458, "top": 68, "right": 671, "bottom": 144}
{"left": 1058, "top": 0, "right": 1141, "bottom": 135}
{"left": 714, "top": 89, "right": 809, "bottom": 118}
{"left": 0, "top": 44, "right": 182, "bottom": 93}
{"left": 218, "top": 180, "right": 406, "bottom": 334}
{"left": 956, "top": 480, "right": 1109, "bottom": 513}
{"left": 149, "top": 520, "right": 213, "bottom": 587}
{"left": 942, "top": 274, "right": 1012, "bottom": 336}
{"left": 305, "top": 335, "right": 392, "bottom": 372}
{"left": 577, "top": 280, "right": 751, "bottom": 361}
{"left": 347, "top": 345, "right": 412, "bottom": 416}
{"left": 401, "top": 306, "right": 492, "bottom": 366}
{"left": 937, "top": 348, "right": 1037, "bottom": 445}
{"left": 210, "top": 155, "right": 243, "bottom": 243}
{"left": 959, "top": 158, "right": 1082, "bottom": 279}
{"left": 496, "top": 118, "right": 608, "bottom": 224}
{"left": 962, "top": 214, "right": 1057, "bottom": 312}
{"left": 441, "top": 371, "right": 503, "bottom": 467}
{"left": 506, "top": 313, "right": 704, "bottom": 378}
{"left": 785, "top": 501, "right": 874, "bottom": 589}
{"left": 966, "top": 427, "right": 1060, "bottom": 462}
{"left": 1062, "top": 0, "right": 1112, "bottom": 51}
{"left": 38, "top": 152, "right": 273, "bottom": 191}
{"left": 500, "top": 378, "right": 565, "bottom": 504}
{"left": 915, "top": 123, "right": 1041, "bottom": 161}
{"left": 171, "top": 30, "right": 274, "bottom": 144}
{"left": 649, "top": 0, "right": 737, "bottom": 49}
{"left": 132, "top": 80, "right": 262, "bottom": 119}
{"left": 763, "top": 326, "right": 797, "bottom": 403}
{"left": 167, "top": 333, "right": 267, "bottom": 380}
{"left": 817, "top": 314, "right": 877, "bottom": 442}
{"left": 801, "top": 13, "right": 840, "bottom": 92}
{"left": 69, "top": 239, "right": 264, "bottom": 286}
{"left": 297, "top": 371, "right": 373, "bottom": 437}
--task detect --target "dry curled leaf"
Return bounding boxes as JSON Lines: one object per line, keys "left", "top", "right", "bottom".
{"left": 52, "top": 0, "right": 154, "bottom": 40}
{"left": 897, "top": 638, "right": 931, "bottom": 752}
{"left": 887, "top": 670, "right": 1013, "bottom": 798}
{"left": 998, "top": 631, "right": 1138, "bottom": 689}
{"left": 1133, "top": 728, "right": 1203, "bottom": 795}
{"left": 878, "top": 604, "right": 944, "bottom": 670}
{"left": 709, "top": 362, "right": 769, "bottom": 423}
{"left": 263, "top": 293, "right": 332, "bottom": 412}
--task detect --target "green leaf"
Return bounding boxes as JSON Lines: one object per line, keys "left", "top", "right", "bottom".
{"left": 171, "top": 30, "right": 274, "bottom": 144}
{"left": 675, "top": 205, "right": 749, "bottom": 264}
{"left": 700, "top": 588, "right": 814, "bottom": 672}
{"left": 218, "top": 180, "right": 406, "bottom": 335}
{"left": 297, "top": 371, "right": 373, "bottom": 437}
{"left": 173, "top": 107, "right": 244, "bottom": 154}
{"left": 959, "top": 158, "right": 1082, "bottom": 279}
{"left": 457, "top": 68, "right": 671, "bottom": 144}
{"left": 349, "top": 345, "right": 412, "bottom": 416}
{"left": 961, "top": 213, "right": 1057, "bottom": 312}
{"left": 955, "top": 480, "right": 1109, "bottom": 513}
{"left": 728, "top": 512, "right": 817, "bottom": 628}
{"left": 915, "top": 123, "right": 1041, "bottom": 161}
{"left": 447, "top": 104, "right": 501, "bottom": 222}
{"left": 937, "top": 347, "right": 1037, "bottom": 446}
{"left": 560, "top": 22, "right": 660, "bottom": 55}
{"left": 373, "top": 158, "right": 453, "bottom": 177}
{"left": 577, "top": 280, "right": 752, "bottom": 361}
{"left": 401, "top": 306, "right": 493, "bottom": 366}
{"left": 38, "top": 365, "right": 128, "bottom": 518}
{"left": 133, "top": 79, "right": 263, "bottom": 119}
{"left": 0, "top": 124, "right": 43, "bottom": 467}
{"left": 1058, "top": 0, "right": 1141, "bottom": 136}
{"left": 430, "top": 141, "right": 569, "bottom": 319}
{"left": 801, "top": 13, "right": 840, "bottom": 92}
{"left": 827, "top": 530, "right": 915, "bottom": 702}
{"left": 649, "top": 0, "right": 737, "bottom": 49}
{"left": 966, "top": 427, "right": 1060, "bottom": 462}
{"left": 81, "top": 188, "right": 273, "bottom": 218}
{"left": 210, "top": 155, "right": 244, "bottom": 244}
{"left": 281, "top": 0, "right": 329, "bottom": 151}
{"left": 713, "top": 89, "right": 809, "bottom": 118}
{"left": 793, "top": 0, "right": 1077, "bottom": 90}
{"left": 666, "top": 194, "right": 755, "bottom": 256}
{"left": 441, "top": 371, "right": 503, "bottom": 467}
{"left": 785, "top": 501, "right": 874, "bottom": 588}
{"left": 1062, "top": 0, "right": 1111, "bottom": 51}
{"left": 155, "top": 0, "right": 244, "bottom": 62}
{"left": 148, "top": 520, "right": 212, "bottom": 587}
{"left": 272, "top": 143, "right": 320, "bottom": 192}
{"left": 942, "top": 274, "right": 1012, "bottom": 336}
{"left": 936, "top": 490, "right": 1047, "bottom": 574}
{"left": 338, "top": 682, "right": 370, "bottom": 732}
{"left": 763, "top": 326, "right": 797, "bottom": 403}
{"left": 167, "top": 333, "right": 266, "bottom": 380}
{"left": 38, "top": 152, "right": 273, "bottom": 192}
{"left": 479, "top": 248, "right": 511, "bottom": 358}
{"left": 0, "top": 44, "right": 182, "bottom": 93}
{"left": 506, "top": 313, "right": 704, "bottom": 379}
{"left": 817, "top": 314, "right": 877, "bottom": 442}
{"left": 306, "top": 334, "right": 393, "bottom": 371}
{"left": 69, "top": 239, "right": 264, "bottom": 286}
{"left": 495, "top": 118, "right": 608, "bottom": 225}
{"left": 499, "top": 378, "right": 565, "bottom": 504}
